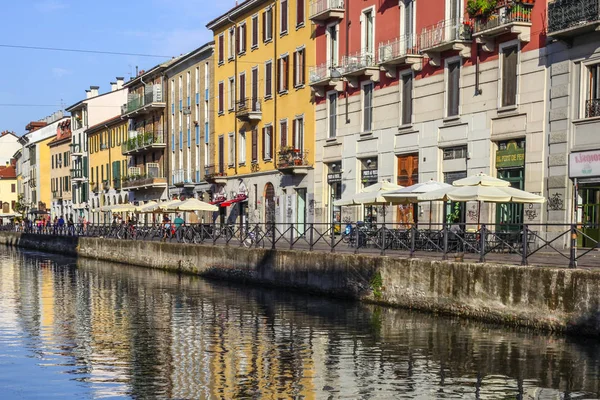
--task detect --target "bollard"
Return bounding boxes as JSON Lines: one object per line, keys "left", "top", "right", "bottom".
{"left": 479, "top": 224, "right": 486, "bottom": 263}
{"left": 290, "top": 223, "right": 294, "bottom": 250}
{"left": 521, "top": 225, "right": 528, "bottom": 266}
{"left": 309, "top": 223, "right": 314, "bottom": 251}
{"left": 271, "top": 222, "right": 276, "bottom": 250}
{"left": 410, "top": 225, "right": 416, "bottom": 258}
{"left": 442, "top": 223, "right": 448, "bottom": 261}
{"left": 569, "top": 224, "right": 577, "bottom": 269}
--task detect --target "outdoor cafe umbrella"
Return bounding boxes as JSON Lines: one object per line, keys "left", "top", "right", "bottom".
{"left": 417, "top": 173, "right": 545, "bottom": 227}
{"left": 135, "top": 201, "right": 159, "bottom": 214}
{"left": 334, "top": 181, "right": 403, "bottom": 206}
{"left": 383, "top": 180, "right": 452, "bottom": 229}
{"left": 173, "top": 198, "right": 218, "bottom": 212}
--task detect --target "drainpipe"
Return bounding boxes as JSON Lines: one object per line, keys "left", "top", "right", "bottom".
{"left": 474, "top": 43, "right": 482, "bottom": 96}
{"left": 344, "top": 0, "right": 350, "bottom": 122}
{"left": 227, "top": 14, "right": 239, "bottom": 176}
{"left": 272, "top": 2, "right": 278, "bottom": 169}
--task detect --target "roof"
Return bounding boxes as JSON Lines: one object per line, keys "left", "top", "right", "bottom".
{"left": 65, "top": 88, "right": 126, "bottom": 112}
{"left": 123, "top": 56, "right": 185, "bottom": 89}
{"left": 86, "top": 115, "right": 125, "bottom": 135}
{"left": 164, "top": 41, "right": 215, "bottom": 74}
{"left": 0, "top": 165, "right": 16, "bottom": 179}
{"left": 47, "top": 131, "right": 72, "bottom": 147}
{"left": 206, "top": 0, "right": 270, "bottom": 31}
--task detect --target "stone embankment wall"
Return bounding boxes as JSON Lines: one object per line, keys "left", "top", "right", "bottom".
{"left": 2, "top": 231, "right": 599, "bottom": 335}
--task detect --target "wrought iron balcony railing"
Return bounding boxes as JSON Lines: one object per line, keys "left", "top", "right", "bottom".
{"left": 378, "top": 34, "right": 420, "bottom": 63}
{"left": 420, "top": 18, "right": 472, "bottom": 51}
{"left": 309, "top": 0, "right": 345, "bottom": 21}
{"left": 121, "top": 86, "right": 165, "bottom": 115}
{"left": 548, "top": 0, "right": 600, "bottom": 34}
{"left": 121, "top": 130, "right": 166, "bottom": 155}
{"left": 236, "top": 97, "right": 262, "bottom": 121}
{"left": 173, "top": 169, "right": 195, "bottom": 186}
{"left": 341, "top": 50, "right": 377, "bottom": 74}
{"left": 586, "top": 98, "right": 600, "bottom": 118}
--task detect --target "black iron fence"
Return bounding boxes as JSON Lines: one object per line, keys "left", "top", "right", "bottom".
{"left": 2, "top": 222, "right": 597, "bottom": 268}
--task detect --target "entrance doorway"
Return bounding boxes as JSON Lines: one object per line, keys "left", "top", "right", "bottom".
{"left": 264, "top": 183, "right": 276, "bottom": 225}
{"left": 296, "top": 188, "right": 306, "bottom": 235}
{"left": 496, "top": 168, "right": 524, "bottom": 231}
{"left": 579, "top": 186, "right": 600, "bottom": 248}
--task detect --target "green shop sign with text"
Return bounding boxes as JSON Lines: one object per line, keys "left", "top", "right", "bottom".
{"left": 496, "top": 143, "right": 525, "bottom": 169}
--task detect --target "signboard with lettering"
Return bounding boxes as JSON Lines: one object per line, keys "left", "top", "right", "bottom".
{"left": 327, "top": 173, "right": 342, "bottom": 183}
{"left": 570, "top": 150, "right": 600, "bottom": 178}
{"left": 361, "top": 169, "right": 378, "bottom": 183}
{"left": 496, "top": 141, "right": 525, "bottom": 169}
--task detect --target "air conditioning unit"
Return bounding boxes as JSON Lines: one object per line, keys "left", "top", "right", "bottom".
{"left": 183, "top": 107, "right": 192, "bottom": 115}
{"left": 379, "top": 44, "right": 393, "bottom": 62}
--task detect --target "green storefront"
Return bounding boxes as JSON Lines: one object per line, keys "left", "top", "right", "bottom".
{"left": 495, "top": 140, "right": 525, "bottom": 231}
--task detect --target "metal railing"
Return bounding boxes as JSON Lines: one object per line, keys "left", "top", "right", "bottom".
{"left": 173, "top": 169, "right": 194, "bottom": 186}
{"left": 4, "top": 222, "right": 600, "bottom": 268}
{"left": 121, "top": 130, "right": 165, "bottom": 154}
{"left": 420, "top": 18, "right": 472, "bottom": 50}
{"left": 236, "top": 97, "right": 262, "bottom": 114}
{"left": 205, "top": 164, "right": 226, "bottom": 180}
{"left": 473, "top": 3, "right": 532, "bottom": 34}
{"left": 122, "top": 86, "right": 164, "bottom": 115}
{"left": 309, "top": 0, "right": 345, "bottom": 19}
{"left": 122, "top": 176, "right": 167, "bottom": 190}
{"left": 278, "top": 148, "right": 309, "bottom": 169}
{"left": 378, "top": 34, "right": 420, "bottom": 63}
{"left": 70, "top": 168, "right": 85, "bottom": 179}
{"left": 309, "top": 62, "right": 337, "bottom": 84}
{"left": 586, "top": 98, "right": 600, "bottom": 118}
{"left": 341, "top": 49, "right": 377, "bottom": 74}
{"left": 548, "top": 0, "right": 600, "bottom": 33}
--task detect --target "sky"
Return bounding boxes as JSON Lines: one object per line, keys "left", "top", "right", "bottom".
{"left": 0, "top": 0, "right": 235, "bottom": 135}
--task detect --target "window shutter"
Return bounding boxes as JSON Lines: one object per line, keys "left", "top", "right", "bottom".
{"left": 297, "top": 0, "right": 304, "bottom": 26}
{"left": 284, "top": 57, "right": 289, "bottom": 91}
{"left": 235, "top": 28, "right": 239, "bottom": 54}
{"left": 262, "top": 127, "right": 266, "bottom": 159}
{"left": 240, "top": 74, "right": 246, "bottom": 103}
{"left": 218, "top": 82, "right": 224, "bottom": 113}
{"left": 252, "top": 129, "right": 258, "bottom": 161}
{"left": 293, "top": 51, "right": 298, "bottom": 87}
{"left": 253, "top": 17, "right": 258, "bottom": 46}
{"left": 281, "top": 0, "right": 287, "bottom": 32}
{"left": 301, "top": 50, "right": 306, "bottom": 85}
{"left": 242, "top": 24, "right": 247, "bottom": 52}
{"left": 262, "top": 12, "right": 266, "bottom": 42}
{"left": 218, "top": 35, "right": 224, "bottom": 63}
{"left": 281, "top": 122, "right": 287, "bottom": 148}
{"left": 502, "top": 46, "right": 518, "bottom": 107}
{"left": 277, "top": 59, "right": 281, "bottom": 92}
{"left": 402, "top": 74, "right": 413, "bottom": 125}
{"left": 270, "top": 126, "right": 274, "bottom": 157}
{"left": 292, "top": 119, "right": 296, "bottom": 149}
{"left": 269, "top": 9, "right": 273, "bottom": 39}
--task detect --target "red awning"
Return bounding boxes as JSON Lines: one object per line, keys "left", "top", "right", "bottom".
{"left": 209, "top": 200, "right": 224, "bottom": 205}
{"left": 221, "top": 195, "right": 248, "bottom": 207}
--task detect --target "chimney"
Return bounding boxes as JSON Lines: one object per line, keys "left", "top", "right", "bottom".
{"left": 116, "top": 77, "right": 124, "bottom": 90}
{"left": 90, "top": 86, "right": 99, "bottom": 98}
{"left": 110, "top": 82, "right": 117, "bottom": 91}
{"left": 85, "top": 89, "right": 92, "bottom": 99}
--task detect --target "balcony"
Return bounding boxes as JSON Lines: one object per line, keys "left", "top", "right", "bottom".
{"left": 70, "top": 168, "right": 86, "bottom": 182}
{"left": 70, "top": 143, "right": 84, "bottom": 157}
{"left": 102, "top": 180, "right": 111, "bottom": 191}
{"left": 173, "top": 169, "right": 195, "bottom": 188}
{"left": 309, "top": 0, "right": 345, "bottom": 24}
{"left": 378, "top": 34, "right": 423, "bottom": 77}
{"left": 586, "top": 98, "right": 600, "bottom": 118}
{"left": 122, "top": 176, "right": 168, "bottom": 190}
{"left": 236, "top": 98, "right": 262, "bottom": 122}
{"left": 121, "top": 85, "right": 165, "bottom": 117}
{"left": 340, "top": 50, "right": 380, "bottom": 87}
{"left": 472, "top": 3, "right": 533, "bottom": 52}
{"left": 419, "top": 18, "right": 472, "bottom": 67}
{"left": 113, "top": 178, "right": 121, "bottom": 190}
{"left": 277, "top": 148, "right": 311, "bottom": 175}
{"left": 91, "top": 182, "right": 99, "bottom": 193}
{"left": 308, "top": 63, "right": 344, "bottom": 97}
{"left": 548, "top": 0, "right": 600, "bottom": 40}
{"left": 52, "top": 191, "right": 63, "bottom": 200}
{"left": 204, "top": 165, "right": 227, "bottom": 184}
{"left": 121, "top": 130, "right": 166, "bottom": 156}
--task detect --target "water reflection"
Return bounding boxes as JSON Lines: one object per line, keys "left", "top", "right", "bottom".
{"left": 0, "top": 248, "right": 598, "bottom": 399}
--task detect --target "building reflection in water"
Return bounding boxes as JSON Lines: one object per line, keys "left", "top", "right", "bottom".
{"left": 0, "top": 249, "right": 598, "bottom": 399}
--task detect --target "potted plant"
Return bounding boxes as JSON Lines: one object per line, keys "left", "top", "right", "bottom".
{"left": 467, "top": 0, "right": 498, "bottom": 18}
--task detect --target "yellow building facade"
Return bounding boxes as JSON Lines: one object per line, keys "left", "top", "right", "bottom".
{"left": 207, "top": 0, "right": 315, "bottom": 227}
{"left": 0, "top": 164, "right": 18, "bottom": 222}
{"left": 34, "top": 136, "right": 54, "bottom": 213}
{"left": 86, "top": 116, "right": 129, "bottom": 223}
{"left": 48, "top": 120, "right": 73, "bottom": 219}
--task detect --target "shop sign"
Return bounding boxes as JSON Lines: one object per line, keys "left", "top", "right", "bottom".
{"left": 496, "top": 142, "right": 525, "bottom": 169}
{"left": 570, "top": 150, "right": 600, "bottom": 178}
{"left": 361, "top": 169, "right": 378, "bottom": 183}
{"left": 327, "top": 173, "right": 342, "bottom": 183}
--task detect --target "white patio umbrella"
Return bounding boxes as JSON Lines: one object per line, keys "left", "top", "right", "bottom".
{"left": 109, "top": 203, "right": 138, "bottom": 213}
{"left": 452, "top": 172, "right": 511, "bottom": 187}
{"left": 154, "top": 199, "right": 183, "bottom": 212}
{"left": 334, "top": 181, "right": 403, "bottom": 206}
{"left": 383, "top": 180, "right": 452, "bottom": 228}
{"left": 174, "top": 198, "right": 219, "bottom": 212}
{"left": 135, "top": 201, "right": 159, "bottom": 213}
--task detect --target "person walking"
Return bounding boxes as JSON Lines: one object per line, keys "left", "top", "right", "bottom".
{"left": 58, "top": 215, "right": 65, "bottom": 235}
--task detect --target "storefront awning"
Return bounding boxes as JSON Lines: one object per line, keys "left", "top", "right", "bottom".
{"left": 221, "top": 195, "right": 248, "bottom": 207}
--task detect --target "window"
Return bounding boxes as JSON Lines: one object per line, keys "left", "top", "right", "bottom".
{"left": 280, "top": 0, "right": 288, "bottom": 34}
{"left": 265, "top": 61, "right": 273, "bottom": 98}
{"left": 328, "top": 92, "right": 337, "bottom": 138}
{"left": 327, "top": 24, "right": 339, "bottom": 67}
{"left": 280, "top": 119, "right": 288, "bottom": 147}
{"left": 218, "top": 34, "right": 224, "bottom": 64}
{"left": 218, "top": 81, "right": 224, "bottom": 114}
{"left": 239, "top": 72, "right": 246, "bottom": 105}
{"left": 362, "top": 8, "right": 374, "bottom": 56}
{"left": 586, "top": 63, "right": 600, "bottom": 118}
{"left": 263, "top": 7, "right": 273, "bottom": 42}
{"left": 252, "top": 67, "right": 259, "bottom": 102}
{"left": 187, "top": 71, "right": 191, "bottom": 106}
{"left": 239, "top": 130, "right": 246, "bottom": 164}
{"left": 228, "top": 77, "right": 235, "bottom": 110}
{"left": 262, "top": 125, "right": 273, "bottom": 160}
{"left": 238, "top": 23, "right": 247, "bottom": 54}
{"left": 228, "top": 132, "right": 235, "bottom": 166}
{"left": 443, "top": 146, "right": 467, "bottom": 160}
{"left": 297, "top": 0, "right": 305, "bottom": 27}
{"left": 447, "top": 60, "right": 460, "bottom": 117}
{"left": 293, "top": 117, "right": 304, "bottom": 152}
{"left": 278, "top": 55, "right": 289, "bottom": 93}
{"left": 252, "top": 128, "right": 258, "bottom": 162}
{"left": 252, "top": 15, "right": 259, "bottom": 48}
{"left": 401, "top": 0, "right": 415, "bottom": 50}
{"left": 294, "top": 48, "right": 305, "bottom": 87}
{"left": 401, "top": 73, "right": 413, "bottom": 125}
{"left": 501, "top": 45, "right": 518, "bottom": 108}
{"left": 11, "top": 184, "right": 15, "bottom": 193}
{"left": 228, "top": 27, "right": 235, "bottom": 60}
{"left": 363, "top": 83, "right": 373, "bottom": 132}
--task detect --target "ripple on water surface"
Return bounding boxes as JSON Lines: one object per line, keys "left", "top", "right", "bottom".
{"left": 0, "top": 249, "right": 598, "bottom": 399}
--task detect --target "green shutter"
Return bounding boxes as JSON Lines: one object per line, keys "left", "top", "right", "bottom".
{"left": 82, "top": 156, "right": 89, "bottom": 178}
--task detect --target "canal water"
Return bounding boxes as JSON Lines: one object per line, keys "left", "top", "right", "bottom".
{"left": 0, "top": 250, "right": 599, "bottom": 400}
